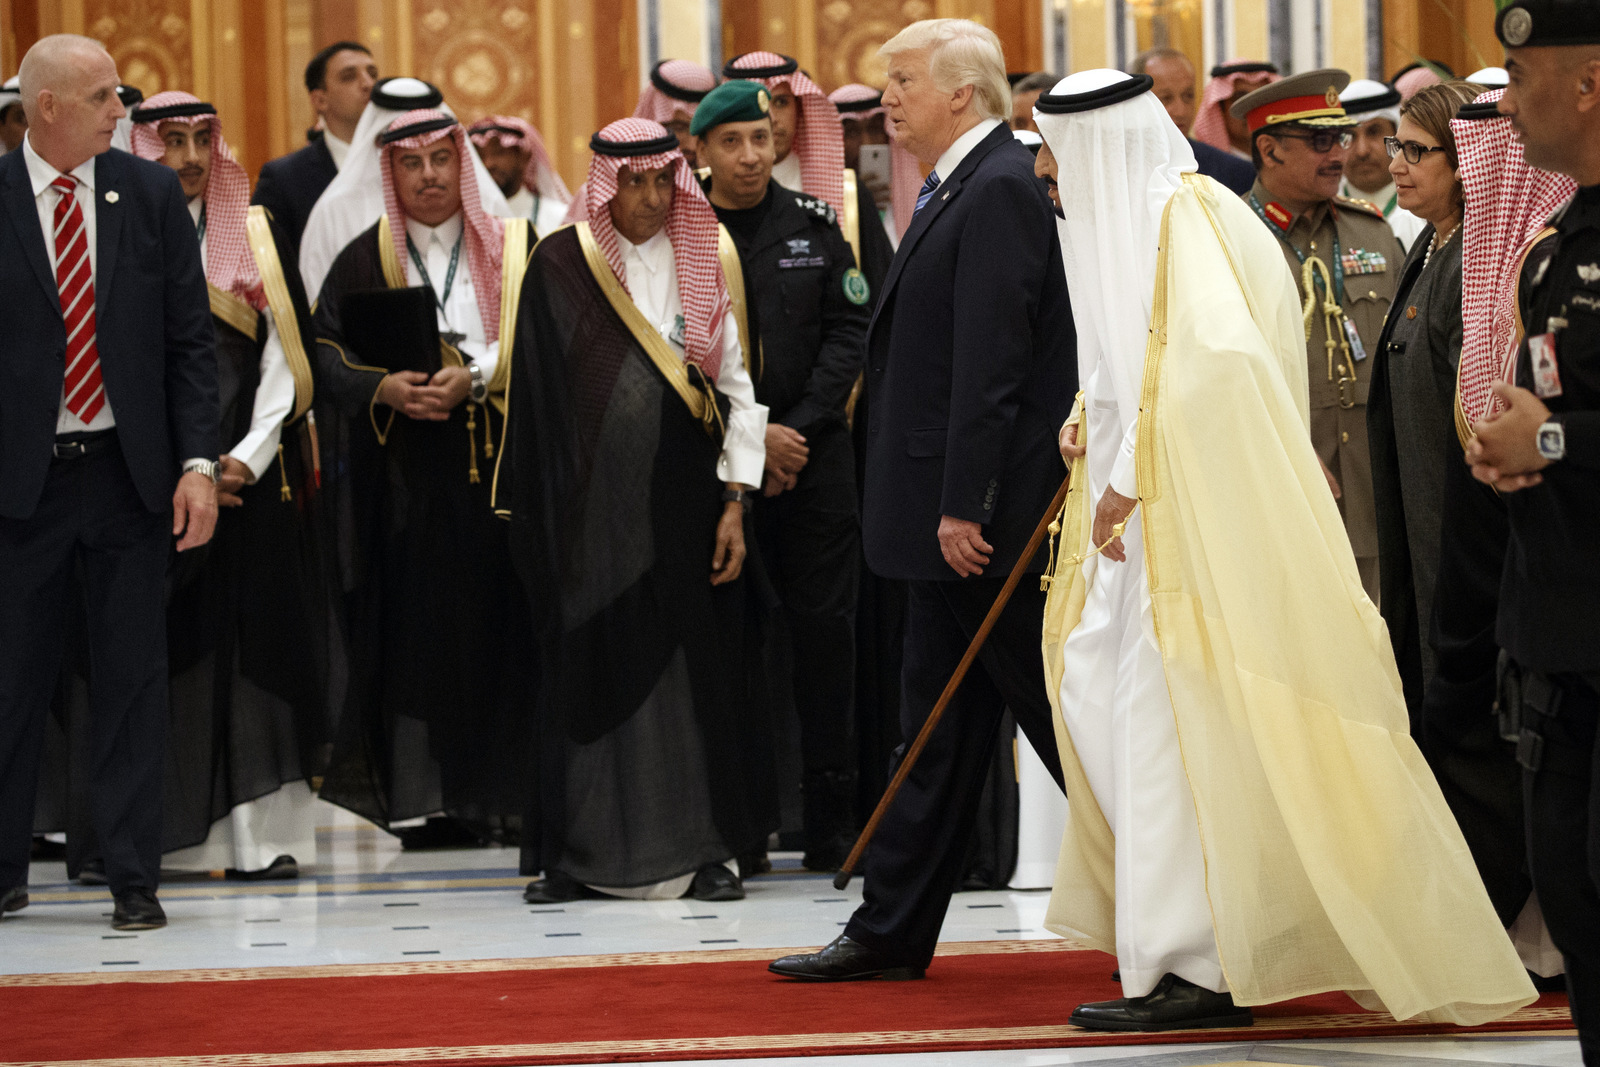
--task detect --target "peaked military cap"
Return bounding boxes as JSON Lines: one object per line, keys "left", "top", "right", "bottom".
{"left": 1231, "top": 68, "right": 1356, "bottom": 134}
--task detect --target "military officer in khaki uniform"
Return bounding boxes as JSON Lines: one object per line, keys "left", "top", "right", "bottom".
{"left": 1234, "top": 70, "right": 1403, "bottom": 601}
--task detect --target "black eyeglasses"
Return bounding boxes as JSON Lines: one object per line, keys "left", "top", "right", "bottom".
{"left": 1272, "top": 129, "right": 1353, "bottom": 153}
{"left": 1384, "top": 136, "right": 1451, "bottom": 164}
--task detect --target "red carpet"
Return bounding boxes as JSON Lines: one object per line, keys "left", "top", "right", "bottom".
{"left": 0, "top": 940, "right": 1572, "bottom": 1066}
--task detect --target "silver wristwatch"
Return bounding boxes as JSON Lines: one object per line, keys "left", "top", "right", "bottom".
{"left": 467, "top": 362, "right": 488, "bottom": 404}
{"left": 1537, "top": 419, "right": 1566, "bottom": 462}
{"left": 182, "top": 458, "right": 219, "bottom": 484}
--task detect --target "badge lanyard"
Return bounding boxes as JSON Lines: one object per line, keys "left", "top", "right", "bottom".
{"left": 195, "top": 203, "right": 207, "bottom": 247}
{"left": 1250, "top": 193, "right": 1362, "bottom": 407}
{"left": 405, "top": 230, "right": 464, "bottom": 323}
{"left": 1249, "top": 193, "right": 1344, "bottom": 304}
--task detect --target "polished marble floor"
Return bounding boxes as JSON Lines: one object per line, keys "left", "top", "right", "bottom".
{"left": 3, "top": 802, "right": 1584, "bottom": 1067}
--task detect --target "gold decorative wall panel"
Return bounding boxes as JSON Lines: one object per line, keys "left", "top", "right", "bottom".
{"left": 83, "top": 0, "right": 193, "bottom": 96}
{"left": 412, "top": 0, "right": 537, "bottom": 121}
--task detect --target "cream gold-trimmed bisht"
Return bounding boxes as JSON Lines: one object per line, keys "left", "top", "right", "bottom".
{"left": 1036, "top": 70, "right": 1536, "bottom": 1027}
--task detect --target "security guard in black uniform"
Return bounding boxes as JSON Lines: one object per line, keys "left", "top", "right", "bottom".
{"left": 1470, "top": 3, "right": 1600, "bottom": 1058}
{"left": 692, "top": 81, "right": 871, "bottom": 871}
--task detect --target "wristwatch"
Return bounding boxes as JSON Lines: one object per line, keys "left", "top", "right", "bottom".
{"left": 182, "top": 458, "right": 219, "bottom": 484}
{"left": 722, "top": 488, "right": 751, "bottom": 512}
{"left": 1537, "top": 419, "right": 1566, "bottom": 462}
{"left": 467, "top": 362, "right": 488, "bottom": 404}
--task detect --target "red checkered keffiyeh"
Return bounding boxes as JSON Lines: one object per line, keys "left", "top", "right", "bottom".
{"left": 726, "top": 51, "right": 846, "bottom": 218}
{"left": 468, "top": 115, "right": 572, "bottom": 203}
{"left": 585, "top": 117, "right": 731, "bottom": 382}
{"left": 381, "top": 110, "right": 508, "bottom": 343}
{"left": 1192, "top": 60, "right": 1278, "bottom": 153}
{"left": 1452, "top": 89, "right": 1577, "bottom": 425}
{"left": 128, "top": 91, "right": 263, "bottom": 310}
{"left": 829, "top": 82, "right": 921, "bottom": 241}
{"left": 635, "top": 59, "right": 717, "bottom": 125}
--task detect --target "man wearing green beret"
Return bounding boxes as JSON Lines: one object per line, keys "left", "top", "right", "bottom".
{"left": 1469, "top": 2, "right": 1600, "bottom": 1056}
{"left": 693, "top": 79, "right": 871, "bottom": 872}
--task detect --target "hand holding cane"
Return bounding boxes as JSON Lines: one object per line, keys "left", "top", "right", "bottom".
{"left": 834, "top": 470, "right": 1075, "bottom": 891}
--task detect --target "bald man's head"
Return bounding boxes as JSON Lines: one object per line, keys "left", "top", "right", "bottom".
{"left": 18, "top": 34, "right": 124, "bottom": 171}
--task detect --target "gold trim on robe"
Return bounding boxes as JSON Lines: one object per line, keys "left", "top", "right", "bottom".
{"left": 841, "top": 167, "right": 862, "bottom": 268}
{"left": 716, "top": 223, "right": 757, "bottom": 378}
{"left": 208, "top": 284, "right": 260, "bottom": 343}
{"left": 1041, "top": 173, "right": 1537, "bottom": 1028}
{"left": 575, "top": 221, "right": 723, "bottom": 437}
{"left": 245, "top": 205, "right": 315, "bottom": 422}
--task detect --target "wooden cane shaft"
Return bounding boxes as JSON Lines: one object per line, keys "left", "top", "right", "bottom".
{"left": 833, "top": 471, "right": 1073, "bottom": 891}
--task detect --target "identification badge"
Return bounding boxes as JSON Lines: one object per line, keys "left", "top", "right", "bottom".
{"left": 667, "top": 314, "right": 687, "bottom": 350}
{"left": 1529, "top": 333, "right": 1563, "bottom": 398}
{"left": 1343, "top": 317, "right": 1369, "bottom": 362}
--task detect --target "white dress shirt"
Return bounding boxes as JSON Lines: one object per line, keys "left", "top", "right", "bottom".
{"left": 403, "top": 212, "right": 497, "bottom": 384}
{"left": 190, "top": 198, "right": 297, "bottom": 481}
{"left": 323, "top": 129, "right": 351, "bottom": 171}
{"left": 930, "top": 117, "right": 1003, "bottom": 192}
{"left": 614, "top": 228, "right": 768, "bottom": 487}
{"left": 501, "top": 185, "right": 570, "bottom": 237}
{"left": 24, "top": 135, "right": 114, "bottom": 434}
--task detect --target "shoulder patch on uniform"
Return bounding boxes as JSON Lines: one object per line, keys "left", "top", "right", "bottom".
{"left": 794, "top": 192, "right": 837, "bottom": 226}
{"left": 1334, "top": 195, "right": 1386, "bottom": 220}
{"left": 842, "top": 267, "right": 870, "bottom": 306}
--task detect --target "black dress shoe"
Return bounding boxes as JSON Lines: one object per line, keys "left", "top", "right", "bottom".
{"left": 77, "top": 858, "right": 108, "bottom": 886}
{"left": 1070, "top": 973, "right": 1253, "bottom": 1032}
{"left": 0, "top": 886, "right": 28, "bottom": 915}
{"left": 738, "top": 850, "right": 773, "bottom": 877}
{"left": 690, "top": 865, "right": 745, "bottom": 901}
{"left": 769, "top": 935, "right": 925, "bottom": 981}
{"left": 226, "top": 855, "right": 299, "bottom": 881}
{"left": 111, "top": 888, "right": 167, "bottom": 931}
{"left": 523, "top": 870, "right": 593, "bottom": 904}
{"left": 396, "top": 816, "right": 485, "bottom": 851}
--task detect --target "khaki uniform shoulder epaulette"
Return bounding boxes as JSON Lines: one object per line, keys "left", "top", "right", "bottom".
{"left": 1334, "top": 195, "right": 1386, "bottom": 221}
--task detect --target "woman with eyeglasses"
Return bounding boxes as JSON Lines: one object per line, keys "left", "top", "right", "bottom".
{"left": 1367, "top": 80, "right": 1484, "bottom": 722}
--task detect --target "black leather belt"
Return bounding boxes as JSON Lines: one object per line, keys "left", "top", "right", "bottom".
{"left": 52, "top": 429, "right": 117, "bottom": 461}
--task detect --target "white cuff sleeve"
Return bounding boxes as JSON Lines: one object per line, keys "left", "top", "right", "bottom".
{"left": 227, "top": 309, "right": 295, "bottom": 483}
{"left": 1108, "top": 416, "right": 1139, "bottom": 500}
{"left": 713, "top": 311, "right": 768, "bottom": 488}
{"left": 459, "top": 336, "right": 498, "bottom": 387}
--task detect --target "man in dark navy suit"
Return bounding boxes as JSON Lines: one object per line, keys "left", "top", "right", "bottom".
{"left": 1130, "top": 48, "right": 1257, "bottom": 195}
{"left": 0, "top": 34, "right": 218, "bottom": 931}
{"left": 771, "top": 17, "right": 1076, "bottom": 981}
{"left": 252, "top": 41, "right": 377, "bottom": 258}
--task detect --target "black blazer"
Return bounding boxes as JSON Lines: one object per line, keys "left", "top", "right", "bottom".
{"left": 861, "top": 122, "right": 1076, "bottom": 582}
{"left": 0, "top": 147, "right": 217, "bottom": 520}
{"left": 1189, "top": 139, "right": 1256, "bottom": 196}
{"left": 252, "top": 135, "right": 338, "bottom": 259}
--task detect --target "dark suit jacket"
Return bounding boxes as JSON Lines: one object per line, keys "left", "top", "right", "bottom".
{"left": 252, "top": 135, "right": 337, "bottom": 260}
{"left": 0, "top": 147, "right": 217, "bottom": 520}
{"left": 1189, "top": 138, "right": 1256, "bottom": 196}
{"left": 861, "top": 122, "right": 1076, "bottom": 582}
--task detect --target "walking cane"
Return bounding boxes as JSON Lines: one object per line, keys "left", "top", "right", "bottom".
{"left": 834, "top": 470, "right": 1075, "bottom": 891}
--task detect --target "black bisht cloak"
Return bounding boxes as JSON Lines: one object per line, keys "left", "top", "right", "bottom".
{"left": 501, "top": 224, "right": 777, "bottom": 887}
{"left": 309, "top": 220, "right": 534, "bottom": 835}
{"left": 38, "top": 212, "right": 335, "bottom": 866}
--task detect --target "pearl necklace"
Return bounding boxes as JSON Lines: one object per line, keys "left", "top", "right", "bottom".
{"left": 1423, "top": 221, "right": 1461, "bottom": 272}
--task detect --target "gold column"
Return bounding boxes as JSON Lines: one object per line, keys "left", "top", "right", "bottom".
{"left": 1069, "top": 0, "right": 1108, "bottom": 73}
{"left": 1328, "top": 0, "right": 1365, "bottom": 76}
{"left": 1231, "top": 0, "right": 1267, "bottom": 62}
{"left": 658, "top": 0, "right": 707, "bottom": 70}
{"left": 281, "top": 0, "right": 314, "bottom": 155}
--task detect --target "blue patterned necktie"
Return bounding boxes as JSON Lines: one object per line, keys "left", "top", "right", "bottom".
{"left": 914, "top": 169, "right": 941, "bottom": 217}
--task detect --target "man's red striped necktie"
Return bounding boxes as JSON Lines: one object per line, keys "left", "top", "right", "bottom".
{"left": 51, "top": 175, "right": 104, "bottom": 424}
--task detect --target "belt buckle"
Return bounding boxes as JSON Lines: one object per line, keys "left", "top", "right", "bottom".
{"left": 1337, "top": 374, "right": 1357, "bottom": 409}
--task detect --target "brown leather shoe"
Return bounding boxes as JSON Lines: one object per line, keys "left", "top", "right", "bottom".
{"left": 0, "top": 886, "right": 27, "bottom": 916}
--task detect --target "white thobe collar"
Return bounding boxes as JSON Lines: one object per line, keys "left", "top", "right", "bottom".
{"left": 405, "top": 211, "right": 464, "bottom": 251}
{"left": 772, "top": 152, "right": 802, "bottom": 191}
{"left": 932, "top": 117, "right": 1001, "bottom": 187}
{"left": 323, "top": 129, "right": 351, "bottom": 170}
{"left": 617, "top": 227, "right": 672, "bottom": 273}
{"left": 23, "top": 133, "right": 96, "bottom": 198}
